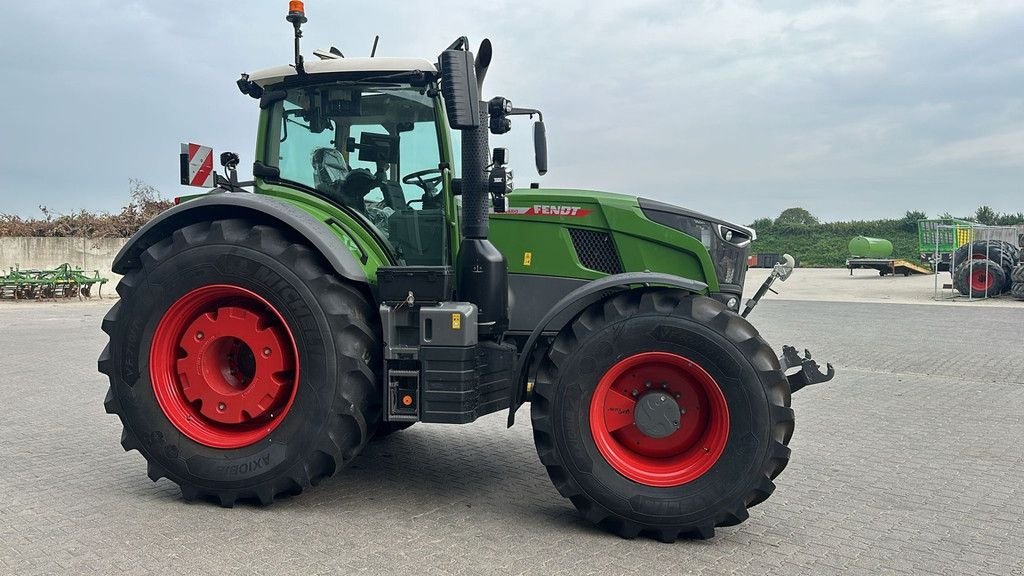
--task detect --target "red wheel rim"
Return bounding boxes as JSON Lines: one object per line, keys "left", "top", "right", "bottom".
{"left": 970, "top": 268, "right": 993, "bottom": 292}
{"left": 589, "top": 352, "right": 729, "bottom": 487}
{"left": 150, "top": 285, "right": 299, "bottom": 449}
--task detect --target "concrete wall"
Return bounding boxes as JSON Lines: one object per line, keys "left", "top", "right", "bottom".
{"left": 0, "top": 237, "right": 128, "bottom": 286}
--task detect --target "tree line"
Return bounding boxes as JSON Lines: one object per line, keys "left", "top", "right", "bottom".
{"left": 749, "top": 206, "right": 1024, "bottom": 267}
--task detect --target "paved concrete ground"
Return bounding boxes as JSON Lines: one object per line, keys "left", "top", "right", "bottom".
{"left": 745, "top": 267, "right": 1024, "bottom": 308}
{"left": 1, "top": 297, "right": 1023, "bottom": 575}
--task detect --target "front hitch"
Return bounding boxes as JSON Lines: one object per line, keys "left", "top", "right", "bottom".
{"left": 779, "top": 345, "right": 835, "bottom": 393}
{"left": 742, "top": 254, "right": 795, "bottom": 318}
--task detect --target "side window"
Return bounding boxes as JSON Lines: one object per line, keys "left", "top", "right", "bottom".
{"left": 398, "top": 122, "right": 443, "bottom": 207}
{"left": 276, "top": 100, "right": 335, "bottom": 186}
{"left": 278, "top": 102, "right": 335, "bottom": 188}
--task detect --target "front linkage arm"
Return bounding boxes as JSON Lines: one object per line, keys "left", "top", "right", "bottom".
{"left": 742, "top": 254, "right": 795, "bottom": 318}
{"left": 779, "top": 345, "right": 835, "bottom": 393}
{"left": 742, "top": 254, "right": 835, "bottom": 393}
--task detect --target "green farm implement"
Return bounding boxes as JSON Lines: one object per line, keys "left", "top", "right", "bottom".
{"left": 918, "top": 218, "right": 975, "bottom": 272}
{"left": 99, "top": 2, "right": 834, "bottom": 541}
{"left": 1, "top": 263, "right": 107, "bottom": 300}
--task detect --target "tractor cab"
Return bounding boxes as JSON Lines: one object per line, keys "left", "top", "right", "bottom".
{"left": 248, "top": 60, "right": 454, "bottom": 266}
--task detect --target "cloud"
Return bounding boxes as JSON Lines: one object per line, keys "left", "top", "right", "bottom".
{"left": 0, "top": 0, "right": 1021, "bottom": 225}
{"left": 915, "top": 127, "right": 1024, "bottom": 167}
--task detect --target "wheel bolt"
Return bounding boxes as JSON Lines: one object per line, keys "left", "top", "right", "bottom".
{"left": 631, "top": 389, "right": 638, "bottom": 397}
{"left": 263, "top": 347, "right": 272, "bottom": 357}
{"left": 645, "top": 382, "right": 651, "bottom": 389}
{"left": 196, "top": 332, "right": 205, "bottom": 341}
{"left": 680, "top": 408, "right": 687, "bottom": 415}
{"left": 217, "top": 402, "right": 226, "bottom": 412}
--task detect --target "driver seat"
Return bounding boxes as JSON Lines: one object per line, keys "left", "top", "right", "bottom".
{"left": 379, "top": 180, "right": 408, "bottom": 211}
{"left": 311, "top": 147, "right": 367, "bottom": 213}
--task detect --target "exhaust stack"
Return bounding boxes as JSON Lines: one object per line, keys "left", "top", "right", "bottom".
{"left": 454, "top": 40, "right": 508, "bottom": 338}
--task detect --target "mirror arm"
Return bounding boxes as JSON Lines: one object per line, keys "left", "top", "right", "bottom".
{"left": 508, "top": 107, "right": 543, "bottom": 121}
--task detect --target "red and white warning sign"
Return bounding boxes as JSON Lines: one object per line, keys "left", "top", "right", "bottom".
{"left": 179, "top": 143, "right": 215, "bottom": 188}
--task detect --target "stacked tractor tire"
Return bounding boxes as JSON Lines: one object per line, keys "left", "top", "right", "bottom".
{"left": 1014, "top": 262, "right": 1024, "bottom": 300}
{"left": 951, "top": 240, "right": 1020, "bottom": 298}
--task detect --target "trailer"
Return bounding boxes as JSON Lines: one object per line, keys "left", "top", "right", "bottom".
{"left": 846, "top": 257, "right": 931, "bottom": 277}
{"left": 918, "top": 218, "right": 974, "bottom": 272}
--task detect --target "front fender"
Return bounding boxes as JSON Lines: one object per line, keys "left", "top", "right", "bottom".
{"left": 112, "top": 193, "right": 369, "bottom": 286}
{"left": 507, "top": 272, "right": 707, "bottom": 426}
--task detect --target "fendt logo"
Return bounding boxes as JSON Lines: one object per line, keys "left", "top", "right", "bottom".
{"left": 505, "top": 205, "right": 593, "bottom": 217}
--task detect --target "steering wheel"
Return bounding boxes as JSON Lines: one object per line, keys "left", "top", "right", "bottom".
{"left": 402, "top": 168, "right": 444, "bottom": 197}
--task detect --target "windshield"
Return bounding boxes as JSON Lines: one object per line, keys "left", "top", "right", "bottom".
{"left": 265, "top": 84, "right": 443, "bottom": 207}
{"left": 263, "top": 83, "right": 448, "bottom": 264}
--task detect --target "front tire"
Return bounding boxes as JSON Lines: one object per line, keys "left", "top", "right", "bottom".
{"left": 99, "top": 219, "right": 380, "bottom": 505}
{"left": 531, "top": 290, "right": 793, "bottom": 541}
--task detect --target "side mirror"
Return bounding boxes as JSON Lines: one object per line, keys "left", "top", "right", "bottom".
{"left": 533, "top": 121, "right": 548, "bottom": 176}
{"left": 438, "top": 49, "right": 480, "bottom": 130}
{"left": 220, "top": 151, "right": 240, "bottom": 170}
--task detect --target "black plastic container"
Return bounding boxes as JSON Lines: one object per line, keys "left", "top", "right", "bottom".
{"left": 377, "top": 266, "right": 454, "bottom": 304}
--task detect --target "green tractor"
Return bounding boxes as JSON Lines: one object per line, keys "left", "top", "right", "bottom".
{"left": 99, "top": 3, "right": 833, "bottom": 541}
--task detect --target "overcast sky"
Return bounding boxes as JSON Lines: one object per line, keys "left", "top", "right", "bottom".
{"left": 1, "top": 1, "right": 1021, "bottom": 224}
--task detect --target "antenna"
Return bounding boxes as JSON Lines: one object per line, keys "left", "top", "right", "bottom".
{"left": 370, "top": 35, "right": 379, "bottom": 57}
{"left": 286, "top": 1, "right": 308, "bottom": 74}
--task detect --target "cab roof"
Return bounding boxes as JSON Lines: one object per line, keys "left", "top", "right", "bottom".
{"left": 248, "top": 57, "right": 438, "bottom": 86}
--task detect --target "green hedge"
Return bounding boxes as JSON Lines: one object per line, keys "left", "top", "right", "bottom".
{"left": 750, "top": 217, "right": 920, "bottom": 268}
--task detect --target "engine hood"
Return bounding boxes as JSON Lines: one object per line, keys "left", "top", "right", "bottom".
{"left": 499, "top": 188, "right": 756, "bottom": 240}
{"left": 636, "top": 197, "right": 757, "bottom": 241}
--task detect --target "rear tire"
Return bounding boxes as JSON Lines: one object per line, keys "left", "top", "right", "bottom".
{"left": 953, "top": 259, "right": 1008, "bottom": 297}
{"left": 531, "top": 290, "right": 793, "bottom": 541}
{"left": 99, "top": 219, "right": 381, "bottom": 506}
{"left": 1011, "top": 282, "right": 1024, "bottom": 300}
{"left": 954, "top": 241, "right": 1017, "bottom": 276}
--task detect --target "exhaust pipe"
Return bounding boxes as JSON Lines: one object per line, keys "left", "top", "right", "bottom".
{"left": 462, "top": 40, "right": 492, "bottom": 240}
{"left": 475, "top": 40, "right": 492, "bottom": 92}
{"left": 457, "top": 39, "right": 508, "bottom": 338}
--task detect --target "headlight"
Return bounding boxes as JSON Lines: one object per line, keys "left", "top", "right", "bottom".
{"left": 639, "top": 199, "right": 753, "bottom": 290}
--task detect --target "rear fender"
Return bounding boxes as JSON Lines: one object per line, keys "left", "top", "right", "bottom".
{"left": 112, "top": 193, "right": 369, "bottom": 286}
{"left": 507, "top": 272, "right": 707, "bottom": 426}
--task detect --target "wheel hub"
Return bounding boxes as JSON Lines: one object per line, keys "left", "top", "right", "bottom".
{"left": 633, "top": 390, "right": 681, "bottom": 439}
{"left": 589, "top": 352, "right": 730, "bottom": 487}
{"left": 150, "top": 285, "right": 299, "bottom": 449}
{"left": 175, "top": 306, "right": 292, "bottom": 425}
{"left": 970, "top": 268, "right": 993, "bottom": 292}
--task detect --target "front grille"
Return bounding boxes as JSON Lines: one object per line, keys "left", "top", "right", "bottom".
{"left": 569, "top": 228, "right": 624, "bottom": 275}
